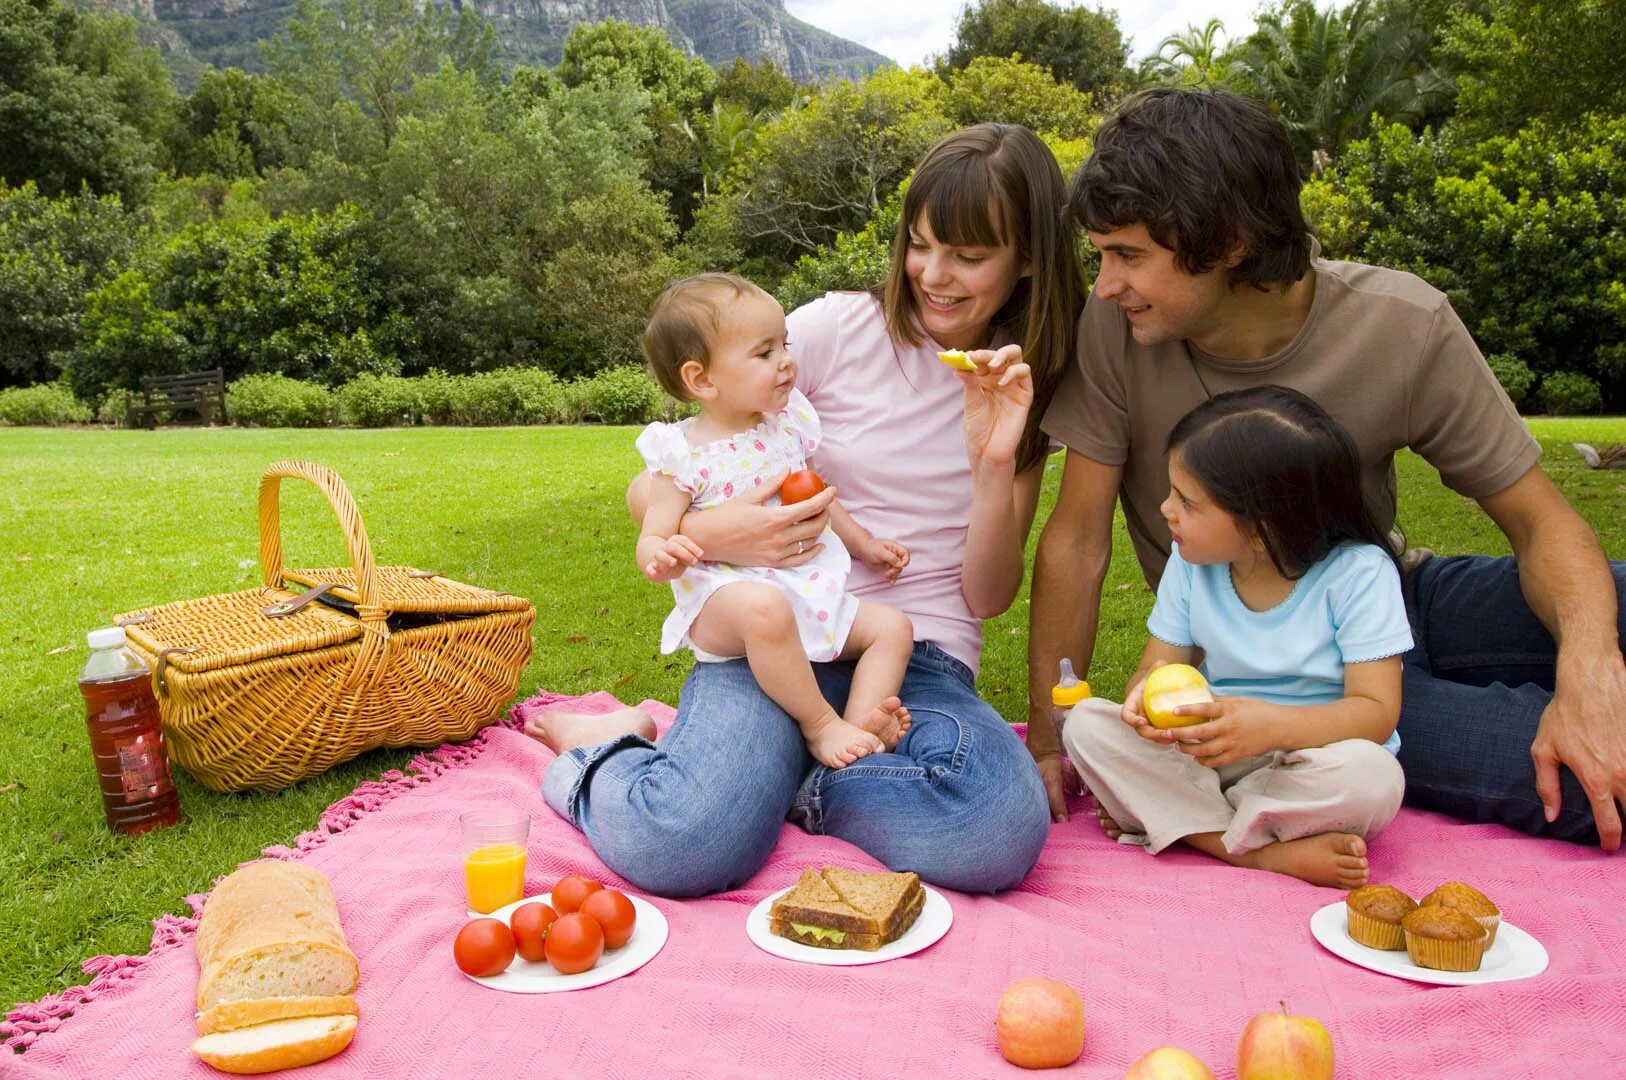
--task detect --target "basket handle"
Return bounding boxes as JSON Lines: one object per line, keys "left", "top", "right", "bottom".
{"left": 258, "top": 461, "right": 383, "bottom": 616}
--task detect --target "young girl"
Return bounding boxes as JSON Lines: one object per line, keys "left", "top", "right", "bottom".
{"left": 634, "top": 272, "right": 916, "bottom": 768}
{"left": 1062, "top": 386, "right": 1413, "bottom": 888}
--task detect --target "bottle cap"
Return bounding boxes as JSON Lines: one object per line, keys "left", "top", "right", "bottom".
{"left": 1051, "top": 681, "right": 1091, "bottom": 707}
{"left": 86, "top": 626, "right": 127, "bottom": 650}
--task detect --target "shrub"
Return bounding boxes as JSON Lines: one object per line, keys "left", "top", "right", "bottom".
{"left": 1539, "top": 371, "right": 1602, "bottom": 416}
{"left": 1486, "top": 354, "right": 1536, "bottom": 408}
{"left": 225, "top": 374, "right": 332, "bottom": 427}
{"left": 0, "top": 382, "right": 92, "bottom": 425}
{"left": 453, "top": 367, "right": 566, "bottom": 425}
{"left": 333, "top": 374, "right": 421, "bottom": 427}
{"left": 96, "top": 387, "right": 140, "bottom": 425}
{"left": 575, "top": 365, "right": 665, "bottom": 424}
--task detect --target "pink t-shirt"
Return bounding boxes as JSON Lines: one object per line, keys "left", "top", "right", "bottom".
{"left": 786, "top": 291, "right": 986, "bottom": 674}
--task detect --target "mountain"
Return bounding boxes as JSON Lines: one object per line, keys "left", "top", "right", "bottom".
{"left": 101, "top": 0, "right": 891, "bottom": 83}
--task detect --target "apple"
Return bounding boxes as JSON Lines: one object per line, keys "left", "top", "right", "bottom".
{"left": 995, "top": 978, "right": 1085, "bottom": 1069}
{"left": 1142, "top": 663, "right": 1213, "bottom": 729}
{"left": 1236, "top": 1003, "right": 1334, "bottom": 1080}
{"left": 1124, "top": 1047, "right": 1218, "bottom": 1080}
{"left": 779, "top": 469, "right": 826, "bottom": 505}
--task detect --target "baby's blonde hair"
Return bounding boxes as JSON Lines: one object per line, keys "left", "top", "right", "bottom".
{"left": 643, "top": 272, "right": 776, "bottom": 402}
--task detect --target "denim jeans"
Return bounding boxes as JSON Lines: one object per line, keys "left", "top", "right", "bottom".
{"left": 541, "top": 642, "right": 1050, "bottom": 897}
{"left": 1398, "top": 554, "right": 1626, "bottom": 843}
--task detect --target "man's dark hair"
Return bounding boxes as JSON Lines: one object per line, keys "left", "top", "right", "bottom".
{"left": 1166, "top": 386, "right": 1398, "bottom": 580}
{"left": 1070, "top": 88, "right": 1311, "bottom": 288}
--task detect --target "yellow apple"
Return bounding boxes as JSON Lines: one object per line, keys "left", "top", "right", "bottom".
{"left": 1142, "top": 663, "right": 1213, "bottom": 729}
{"left": 1124, "top": 1047, "right": 1218, "bottom": 1079}
{"left": 995, "top": 978, "right": 1085, "bottom": 1069}
{"left": 937, "top": 349, "right": 977, "bottom": 371}
{"left": 1236, "top": 1003, "right": 1334, "bottom": 1080}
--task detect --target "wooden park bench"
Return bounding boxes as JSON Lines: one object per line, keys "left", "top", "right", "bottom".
{"left": 126, "top": 369, "right": 226, "bottom": 428}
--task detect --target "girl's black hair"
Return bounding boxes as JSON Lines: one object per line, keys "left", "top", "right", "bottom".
{"left": 1166, "top": 386, "right": 1398, "bottom": 579}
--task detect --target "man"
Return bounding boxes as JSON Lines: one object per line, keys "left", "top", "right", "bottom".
{"left": 1029, "top": 88, "right": 1626, "bottom": 849}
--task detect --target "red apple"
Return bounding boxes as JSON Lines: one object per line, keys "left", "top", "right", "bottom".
{"left": 995, "top": 978, "right": 1085, "bottom": 1069}
{"left": 1236, "top": 1002, "right": 1334, "bottom": 1080}
{"left": 1124, "top": 1047, "right": 1218, "bottom": 1079}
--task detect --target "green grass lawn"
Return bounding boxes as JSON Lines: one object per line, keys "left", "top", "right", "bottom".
{"left": 2, "top": 419, "right": 1624, "bottom": 1014}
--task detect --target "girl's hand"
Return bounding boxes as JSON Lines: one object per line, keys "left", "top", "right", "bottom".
{"left": 641, "top": 534, "right": 703, "bottom": 583}
{"left": 1168, "top": 695, "right": 1280, "bottom": 768}
{"left": 1121, "top": 678, "right": 1152, "bottom": 731}
{"left": 959, "top": 344, "right": 1033, "bottom": 470}
{"left": 856, "top": 537, "right": 910, "bottom": 582}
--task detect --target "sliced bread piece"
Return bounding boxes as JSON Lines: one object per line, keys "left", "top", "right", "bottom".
{"left": 192, "top": 1013, "right": 357, "bottom": 1074}
{"left": 196, "top": 994, "right": 358, "bottom": 1036}
{"left": 195, "top": 863, "right": 358, "bottom": 1010}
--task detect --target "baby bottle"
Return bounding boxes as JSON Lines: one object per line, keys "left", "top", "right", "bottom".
{"left": 1050, "top": 658, "right": 1090, "bottom": 795}
{"left": 79, "top": 626, "right": 181, "bottom": 835}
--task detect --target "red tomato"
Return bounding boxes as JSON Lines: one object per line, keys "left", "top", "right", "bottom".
{"left": 544, "top": 912, "right": 605, "bottom": 975}
{"left": 580, "top": 889, "right": 638, "bottom": 949}
{"left": 779, "top": 469, "right": 826, "bottom": 505}
{"left": 453, "top": 917, "right": 515, "bottom": 978}
{"left": 550, "top": 875, "right": 602, "bottom": 915}
{"left": 509, "top": 902, "right": 558, "bottom": 963}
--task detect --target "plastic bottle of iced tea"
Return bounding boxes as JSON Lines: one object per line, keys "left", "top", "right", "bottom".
{"left": 79, "top": 626, "right": 180, "bottom": 835}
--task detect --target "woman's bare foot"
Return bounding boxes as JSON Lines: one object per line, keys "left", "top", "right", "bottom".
{"left": 1239, "top": 832, "right": 1370, "bottom": 889}
{"left": 803, "top": 712, "right": 885, "bottom": 769}
{"left": 522, "top": 706, "right": 656, "bottom": 755}
{"left": 849, "top": 696, "right": 911, "bottom": 750}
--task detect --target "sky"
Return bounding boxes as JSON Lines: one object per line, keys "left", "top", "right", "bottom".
{"left": 783, "top": 1, "right": 1263, "bottom": 69}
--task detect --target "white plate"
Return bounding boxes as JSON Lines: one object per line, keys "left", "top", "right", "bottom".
{"left": 745, "top": 883, "right": 952, "bottom": 966}
{"left": 1309, "top": 901, "right": 1549, "bottom": 986}
{"left": 462, "top": 891, "right": 669, "bottom": 993}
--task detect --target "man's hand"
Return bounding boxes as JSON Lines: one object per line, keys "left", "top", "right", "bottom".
{"left": 640, "top": 534, "right": 702, "bottom": 583}
{"left": 1533, "top": 650, "right": 1626, "bottom": 850}
{"left": 1035, "top": 753, "right": 1069, "bottom": 822}
{"left": 854, "top": 536, "right": 910, "bottom": 581}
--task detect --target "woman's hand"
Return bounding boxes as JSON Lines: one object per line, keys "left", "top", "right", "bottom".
{"left": 683, "top": 470, "right": 836, "bottom": 567}
{"left": 1164, "top": 695, "right": 1282, "bottom": 769}
{"left": 959, "top": 344, "right": 1033, "bottom": 470}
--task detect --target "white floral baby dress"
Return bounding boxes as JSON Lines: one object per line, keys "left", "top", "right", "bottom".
{"left": 636, "top": 389, "right": 859, "bottom": 663}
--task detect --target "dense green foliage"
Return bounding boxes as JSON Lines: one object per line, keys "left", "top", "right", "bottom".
{"left": 0, "top": 0, "right": 1621, "bottom": 413}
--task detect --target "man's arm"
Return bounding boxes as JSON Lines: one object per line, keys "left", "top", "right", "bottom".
{"left": 1478, "top": 464, "right": 1626, "bottom": 849}
{"left": 1027, "top": 450, "right": 1123, "bottom": 821}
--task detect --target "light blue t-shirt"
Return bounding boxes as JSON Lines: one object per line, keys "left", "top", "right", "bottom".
{"left": 1147, "top": 541, "right": 1414, "bottom": 754}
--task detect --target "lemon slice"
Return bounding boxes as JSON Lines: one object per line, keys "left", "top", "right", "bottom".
{"left": 937, "top": 350, "right": 976, "bottom": 372}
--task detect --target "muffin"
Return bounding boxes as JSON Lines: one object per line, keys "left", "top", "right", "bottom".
{"left": 1402, "top": 905, "right": 1491, "bottom": 972}
{"left": 1420, "top": 882, "right": 1501, "bottom": 945}
{"left": 1345, "top": 884, "right": 1417, "bottom": 950}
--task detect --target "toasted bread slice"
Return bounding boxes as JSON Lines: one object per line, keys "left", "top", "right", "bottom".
{"left": 767, "top": 866, "right": 925, "bottom": 950}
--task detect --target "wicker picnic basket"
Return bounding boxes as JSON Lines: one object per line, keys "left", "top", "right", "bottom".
{"left": 114, "top": 460, "right": 535, "bottom": 792}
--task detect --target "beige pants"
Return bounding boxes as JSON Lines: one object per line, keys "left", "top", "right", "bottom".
{"left": 1061, "top": 697, "right": 1404, "bottom": 855}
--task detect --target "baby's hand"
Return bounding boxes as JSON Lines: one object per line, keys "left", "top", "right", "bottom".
{"left": 859, "top": 538, "right": 910, "bottom": 581}
{"left": 642, "top": 534, "right": 703, "bottom": 583}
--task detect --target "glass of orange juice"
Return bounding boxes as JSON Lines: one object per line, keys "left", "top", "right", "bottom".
{"left": 459, "top": 809, "right": 529, "bottom": 914}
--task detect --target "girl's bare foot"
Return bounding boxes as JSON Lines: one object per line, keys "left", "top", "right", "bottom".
{"left": 804, "top": 712, "right": 885, "bottom": 769}
{"left": 850, "top": 696, "right": 911, "bottom": 750}
{"left": 1243, "top": 832, "right": 1370, "bottom": 889}
{"left": 522, "top": 706, "right": 656, "bottom": 755}
{"left": 1094, "top": 802, "right": 1125, "bottom": 841}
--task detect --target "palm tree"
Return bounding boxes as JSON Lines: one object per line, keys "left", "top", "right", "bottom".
{"left": 676, "top": 101, "right": 762, "bottom": 202}
{"left": 1140, "top": 18, "right": 1239, "bottom": 89}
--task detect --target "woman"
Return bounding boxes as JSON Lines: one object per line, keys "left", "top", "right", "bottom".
{"left": 528, "top": 123, "right": 1084, "bottom": 895}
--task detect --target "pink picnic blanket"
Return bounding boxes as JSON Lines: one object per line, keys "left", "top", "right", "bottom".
{"left": 6, "top": 691, "right": 1623, "bottom": 1079}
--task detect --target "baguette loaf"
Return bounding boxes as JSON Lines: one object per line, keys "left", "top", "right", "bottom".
{"left": 192, "top": 1015, "right": 358, "bottom": 1075}
{"left": 195, "top": 862, "right": 358, "bottom": 1011}
{"left": 197, "top": 995, "right": 358, "bottom": 1036}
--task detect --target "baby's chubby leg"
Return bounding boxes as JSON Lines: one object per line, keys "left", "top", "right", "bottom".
{"left": 687, "top": 583, "right": 883, "bottom": 768}
{"left": 835, "top": 600, "right": 915, "bottom": 750}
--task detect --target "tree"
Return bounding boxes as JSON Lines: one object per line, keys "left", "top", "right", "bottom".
{"left": 0, "top": 0, "right": 171, "bottom": 202}
{"left": 944, "top": 55, "right": 1097, "bottom": 136}
{"left": 942, "top": 0, "right": 1129, "bottom": 99}
{"left": 715, "top": 57, "right": 803, "bottom": 116}
{"left": 171, "top": 68, "right": 299, "bottom": 178}
{"left": 1441, "top": 0, "right": 1626, "bottom": 139}
{"left": 1139, "top": 18, "right": 1241, "bottom": 89}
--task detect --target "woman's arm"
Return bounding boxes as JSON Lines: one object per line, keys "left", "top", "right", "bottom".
{"left": 626, "top": 469, "right": 834, "bottom": 568}
{"left": 1162, "top": 656, "right": 1404, "bottom": 768}
{"left": 959, "top": 345, "right": 1038, "bottom": 618}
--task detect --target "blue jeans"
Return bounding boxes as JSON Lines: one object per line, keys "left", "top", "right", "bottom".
{"left": 1398, "top": 554, "right": 1626, "bottom": 843}
{"left": 541, "top": 642, "right": 1050, "bottom": 897}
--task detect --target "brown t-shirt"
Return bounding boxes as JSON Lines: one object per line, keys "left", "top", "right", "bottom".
{"left": 1041, "top": 255, "right": 1542, "bottom": 587}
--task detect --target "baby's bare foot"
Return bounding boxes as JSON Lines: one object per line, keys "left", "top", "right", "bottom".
{"left": 850, "top": 696, "right": 911, "bottom": 750}
{"left": 1248, "top": 832, "right": 1369, "bottom": 889}
{"left": 805, "top": 715, "right": 885, "bottom": 769}
{"left": 522, "top": 706, "right": 656, "bottom": 755}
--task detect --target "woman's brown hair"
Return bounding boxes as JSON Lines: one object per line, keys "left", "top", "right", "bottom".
{"left": 879, "top": 123, "right": 1083, "bottom": 473}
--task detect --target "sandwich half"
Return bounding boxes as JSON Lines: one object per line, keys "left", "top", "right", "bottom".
{"left": 768, "top": 866, "right": 924, "bottom": 951}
